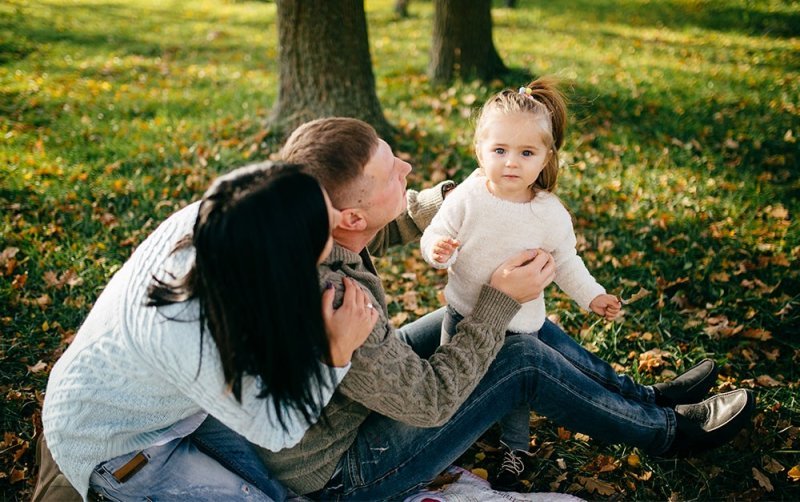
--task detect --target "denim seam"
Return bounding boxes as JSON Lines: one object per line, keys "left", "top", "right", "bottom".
{"left": 340, "top": 365, "right": 536, "bottom": 500}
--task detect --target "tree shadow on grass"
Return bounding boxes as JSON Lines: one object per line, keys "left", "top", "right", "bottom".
{"left": 520, "top": 0, "right": 800, "bottom": 39}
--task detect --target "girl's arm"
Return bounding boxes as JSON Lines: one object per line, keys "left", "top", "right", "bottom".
{"left": 420, "top": 183, "right": 467, "bottom": 269}
{"left": 368, "top": 181, "right": 456, "bottom": 256}
{"left": 549, "top": 204, "right": 607, "bottom": 312}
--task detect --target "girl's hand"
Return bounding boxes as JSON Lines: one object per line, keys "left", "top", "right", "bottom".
{"left": 322, "top": 277, "right": 379, "bottom": 367}
{"left": 590, "top": 294, "right": 622, "bottom": 321}
{"left": 432, "top": 237, "right": 460, "bottom": 264}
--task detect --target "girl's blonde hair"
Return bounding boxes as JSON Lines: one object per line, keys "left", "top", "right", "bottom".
{"left": 474, "top": 76, "right": 567, "bottom": 192}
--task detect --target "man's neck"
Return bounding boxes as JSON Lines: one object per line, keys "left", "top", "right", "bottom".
{"left": 333, "top": 229, "right": 376, "bottom": 254}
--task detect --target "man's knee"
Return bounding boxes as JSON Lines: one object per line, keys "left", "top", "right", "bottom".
{"left": 497, "top": 334, "right": 541, "bottom": 368}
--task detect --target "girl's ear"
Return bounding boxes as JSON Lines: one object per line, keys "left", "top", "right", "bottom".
{"left": 475, "top": 143, "right": 484, "bottom": 166}
{"left": 338, "top": 208, "right": 368, "bottom": 232}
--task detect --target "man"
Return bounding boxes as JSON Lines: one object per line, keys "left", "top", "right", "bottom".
{"left": 258, "top": 117, "right": 755, "bottom": 500}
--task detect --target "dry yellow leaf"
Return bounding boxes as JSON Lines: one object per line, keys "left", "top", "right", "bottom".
{"left": 470, "top": 468, "right": 488, "bottom": 480}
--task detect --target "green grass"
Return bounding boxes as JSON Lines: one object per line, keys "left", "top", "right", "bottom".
{"left": 2, "top": 0, "right": 799, "bottom": 499}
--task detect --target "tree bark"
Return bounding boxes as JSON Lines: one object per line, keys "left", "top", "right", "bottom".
{"left": 394, "top": 0, "right": 411, "bottom": 18}
{"left": 428, "top": 0, "right": 508, "bottom": 84}
{"left": 269, "top": 0, "right": 393, "bottom": 139}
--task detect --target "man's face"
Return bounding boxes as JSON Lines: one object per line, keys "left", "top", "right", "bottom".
{"left": 358, "top": 139, "right": 412, "bottom": 231}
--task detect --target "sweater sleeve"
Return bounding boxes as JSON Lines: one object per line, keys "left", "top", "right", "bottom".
{"left": 337, "top": 284, "right": 520, "bottom": 427}
{"left": 368, "top": 181, "right": 454, "bottom": 256}
{"left": 549, "top": 203, "right": 606, "bottom": 311}
{"left": 420, "top": 182, "right": 466, "bottom": 269}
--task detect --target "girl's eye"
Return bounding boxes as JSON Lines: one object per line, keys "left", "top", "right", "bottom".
{"left": 494, "top": 148, "right": 505, "bottom": 154}
{"left": 522, "top": 150, "right": 534, "bottom": 157}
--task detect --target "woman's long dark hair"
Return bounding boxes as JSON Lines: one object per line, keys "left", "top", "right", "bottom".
{"left": 148, "top": 162, "right": 333, "bottom": 430}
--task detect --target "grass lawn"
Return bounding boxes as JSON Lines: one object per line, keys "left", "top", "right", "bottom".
{"left": 1, "top": 0, "right": 798, "bottom": 499}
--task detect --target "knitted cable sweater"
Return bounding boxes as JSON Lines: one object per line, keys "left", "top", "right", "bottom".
{"left": 420, "top": 175, "right": 606, "bottom": 333}
{"left": 257, "top": 183, "right": 521, "bottom": 495}
{"left": 41, "top": 202, "right": 347, "bottom": 500}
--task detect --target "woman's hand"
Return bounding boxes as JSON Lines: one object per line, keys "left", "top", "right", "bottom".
{"left": 489, "top": 249, "right": 556, "bottom": 304}
{"left": 590, "top": 294, "right": 622, "bottom": 321}
{"left": 322, "top": 277, "right": 379, "bottom": 367}
{"left": 432, "top": 237, "right": 460, "bottom": 264}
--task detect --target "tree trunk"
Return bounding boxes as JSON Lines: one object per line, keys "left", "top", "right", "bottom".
{"left": 504, "top": 0, "right": 518, "bottom": 7}
{"left": 269, "top": 0, "right": 393, "bottom": 139}
{"left": 428, "top": 0, "right": 508, "bottom": 84}
{"left": 394, "top": 0, "right": 411, "bottom": 18}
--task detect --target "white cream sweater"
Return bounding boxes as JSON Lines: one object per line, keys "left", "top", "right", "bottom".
{"left": 42, "top": 201, "right": 347, "bottom": 500}
{"left": 421, "top": 175, "right": 606, "bottom": 333}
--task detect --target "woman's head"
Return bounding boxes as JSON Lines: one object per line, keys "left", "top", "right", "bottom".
{"left": 474, "top": 77, "right": 567, "bottom": 193}
{"left": 150, "top": 162, "right": 340, "bottom": 427}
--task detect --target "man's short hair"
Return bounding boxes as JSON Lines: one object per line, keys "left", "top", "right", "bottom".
{"left": 281, "top": 118, "right": 379, "bottom": 207}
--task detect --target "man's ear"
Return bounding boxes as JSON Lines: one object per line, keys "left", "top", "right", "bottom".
{"left": 338, "top": 208, "right": 368, "bottom": 232}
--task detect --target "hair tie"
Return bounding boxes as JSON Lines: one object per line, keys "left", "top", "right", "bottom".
{"left": 518, "top": 86, "right": 533, "bottom": 97}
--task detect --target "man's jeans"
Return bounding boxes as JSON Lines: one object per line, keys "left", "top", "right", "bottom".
{"left": 321, "top": 313, "right": 676, "bottom": 501}
{"left": 89, "top": 416, "right": 286, "bottom": 501}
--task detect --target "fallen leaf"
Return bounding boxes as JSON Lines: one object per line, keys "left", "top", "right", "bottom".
{"left": 10, "top": 467, "right": 26, "bottom": 484}
{"left": 762, "top": 456, "right": 784, "bottom": 474}
{"left": 753, "top": 467, "right": 774, "bottom": 492}
{"left": 550, "top": 472, "right": 568, "bottom": 491}
{"left": 11, "top": 273, "right": 27, "bottom": 289}
{"left": 470, "top": 468, "right": 488, "bottom": 480}
{"left": 426, "top": 470, "right": 462, "bottom": 490}
{"left": 638, "top": 348, "right": 671, "bottom": 373}
{"left": 627, "top": 454, "right": 641, "bottom": 468}
{"left": 12, "top": 440, "right": 29, "bottom": 462}
{"left": 579, "top": 475, "right": 617, "bottom": 496}
{"left": 622, "top": 287, "right": 650, "bottom": 305}
{"left": 788, "top": 465, "right": 800, "bottom": 482}
{"left": 755, "top": 375, "right": 782, "bottom": 388}
{"left": 27, "top": 360, "right": 48, "bottom": 374}
{"left": 557, "top": 427, "right": 572, "bottom": 440}
{"left": 742, "top": 328, "right": 773, "bottom": 341}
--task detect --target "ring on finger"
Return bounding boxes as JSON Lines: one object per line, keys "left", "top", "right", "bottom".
{"left": 366, "top": 303, "right": 374, "bottom": 310}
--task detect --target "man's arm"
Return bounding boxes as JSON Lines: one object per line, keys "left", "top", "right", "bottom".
{"left": 338, "top": 284, "right": 519, "bottom": 427}
{"left": 368, "top": 181, "right": 456, "bottom": 256}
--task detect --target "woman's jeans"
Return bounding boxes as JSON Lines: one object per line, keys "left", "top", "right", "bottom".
{"left": 89, "top": 415, "right": 286, "bottom": 501}
{"left": 320, "top": 309, "right": 675, "bottom": 501}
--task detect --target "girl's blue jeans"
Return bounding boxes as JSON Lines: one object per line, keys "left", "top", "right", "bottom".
{"left": 89, "top": 415, "right": 287, "bottom": 501}
{"left": 320, "top": 307, "right": 674, "bottom": 501}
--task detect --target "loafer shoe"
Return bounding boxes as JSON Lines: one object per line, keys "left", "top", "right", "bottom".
{"left": 653, "top": 358, "right": 718, "bottom": 407}
{"left": 669, "top": 389, "right": 755, "bottom": 456}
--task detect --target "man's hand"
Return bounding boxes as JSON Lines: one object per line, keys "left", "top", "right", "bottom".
{"left": 432, "top": 237, "right": 460, "bottom": 264}
{"left": 589, "top": 294, "right": 622, "bottom": 321}
{"left": 322, "top": 277, "right": 379, "bottom": 367}
{"left": 489, "top": 249, "right": 556, "bottom": 304}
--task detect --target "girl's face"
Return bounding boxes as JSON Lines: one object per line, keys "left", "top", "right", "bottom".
{"left": 476, "top": 111, "right": 551, "bottom": 203}
{"left": 318, "top": 189, "right": 342, "bottom": 264}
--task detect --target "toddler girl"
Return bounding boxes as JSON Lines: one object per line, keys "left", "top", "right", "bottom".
{"left": 421, "top": 77, "right": 621, "bottom": 491}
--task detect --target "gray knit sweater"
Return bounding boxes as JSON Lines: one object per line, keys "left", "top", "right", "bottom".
{"left": 257, "top": 185, "right": 521, "bottom": 494}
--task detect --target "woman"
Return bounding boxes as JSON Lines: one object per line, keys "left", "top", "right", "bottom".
{"left": 41, "top": 163, "right": 377, "bottom": 501}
